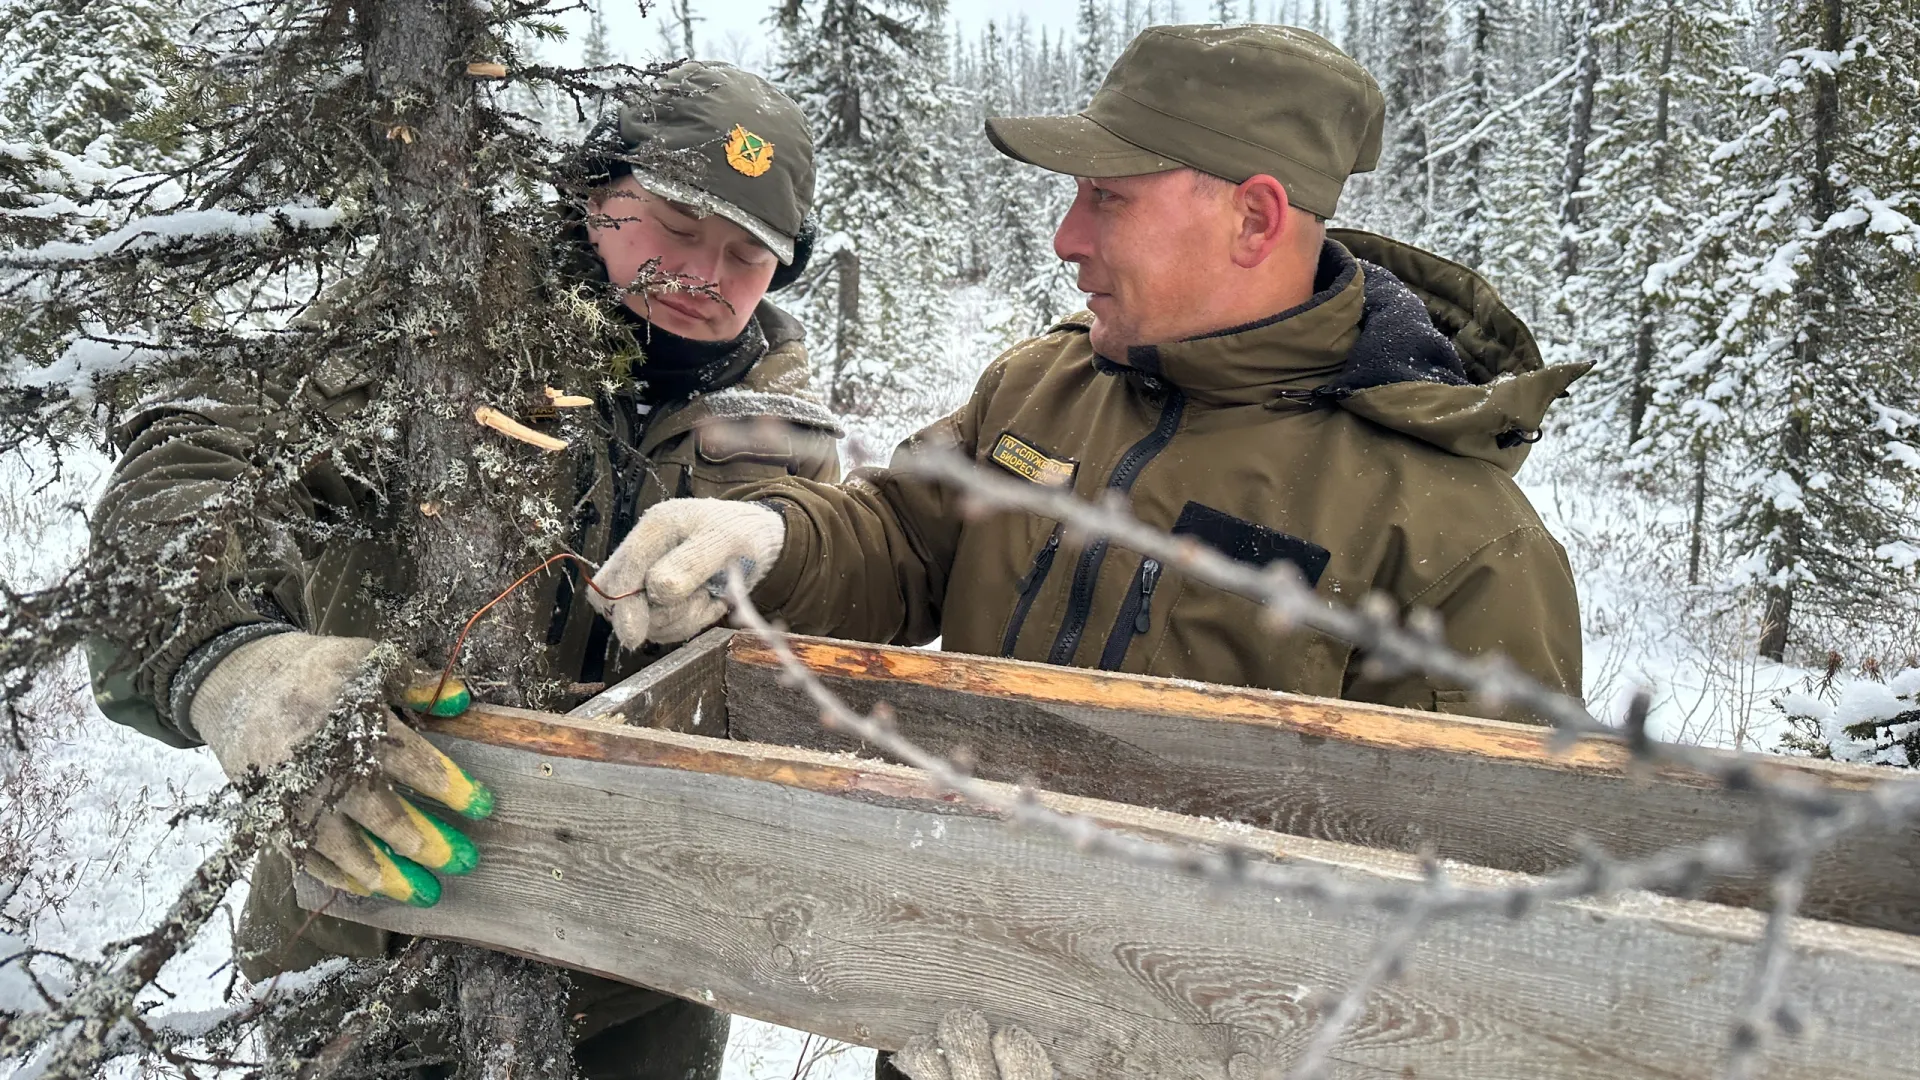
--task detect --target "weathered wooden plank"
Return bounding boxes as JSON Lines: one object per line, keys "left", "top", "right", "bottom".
{"left": 567, "top": 626, "right": 730, "bottom": 733}
{"left": 724, "top": 635, "right": 1920, "bottom": 934}
{"left": 301, "top": 707, "right": 1920, "bottom": 1080}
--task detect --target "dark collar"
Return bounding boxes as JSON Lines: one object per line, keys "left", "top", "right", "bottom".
{"left": 1093, "top": 240, "right": 1469, "bottom": 407}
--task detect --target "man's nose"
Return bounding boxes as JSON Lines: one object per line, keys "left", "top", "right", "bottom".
{"left": 676, "top": 242, "right": 723, "bottom": 287}
{"left": 1053, "top": 190, "right": 1093, "bottom": 265}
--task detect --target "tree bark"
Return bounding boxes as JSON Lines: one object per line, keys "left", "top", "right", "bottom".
{"left": 359, "top": 0, "right": 574, "bottom": 1073}
{"left": 455, "top": 948, "right": 575, "bottom": 1080}
{"left": 1626, "top": 8, "right": 1676, "bottom": 448}
{"left": 1688, "top": 438, "right": 1708, "bottom": 587}
{"left": 1459, "top": 0, "right": 1494, "bottom": 269}
{"left": 1556, "top": 0, "right": 1602, "bottom": 281}
{"left": 831, "top": 247, "right": 861, "bottom": 414}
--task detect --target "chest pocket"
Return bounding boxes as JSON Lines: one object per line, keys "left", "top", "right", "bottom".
{"left": 1170, "top": 501, "right": 1330, "bottom": 585}
{"left": 1135, "top": 502, "right": 1335, "bottom": 691}
{"left": 669, "top": 423, "right": 804, "bottom": 497}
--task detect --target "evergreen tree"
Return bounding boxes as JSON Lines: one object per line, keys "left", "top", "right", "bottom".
{"left": 1369, "top": 0, "right": 1447, "bottom": 240}
{"left": 1429, "top": 0, "right": 1512, "bottom": 269}
{"left": 1555, "top": 0, "right": 1604, "bottom": 282}
{"left": 1076, "top": 0, "right": 1112, "bottom": 102}
{"left": 1659, "top": 0, "right": 1920, "bottom": 657}
{"left": 1581, "top": 0, "right": 1743, "bottom": 451}
{"left": 775, "top": 0, "right": 956, "bottom": 417}
{"left": 583, "top": 1, "right": 617, "bottom": 67}
{"left": 1, "top": 0, "right": 658, "bottom": 1070}
{"left": 0, "top": 0, "right": 191, "bottom": 164}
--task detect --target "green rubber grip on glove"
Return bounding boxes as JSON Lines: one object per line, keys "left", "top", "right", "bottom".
{"left": 401, "top": 674, "right": 473, "bottom": 718}
{"left": 362, "top": 832, "right": 443, "bottom": 908}
{"left": 398, "top": 797, "right": 481, "bottom": 875}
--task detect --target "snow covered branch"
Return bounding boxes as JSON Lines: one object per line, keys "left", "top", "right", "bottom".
{"left": 0, "top": 205, "right": 344, "bottom": 270}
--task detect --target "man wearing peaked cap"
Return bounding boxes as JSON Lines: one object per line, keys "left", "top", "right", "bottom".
{"left": 87, "top": 60, "right": 839, "bottom": 1080}
{"left": 985, "top": 23, "right": 1385, "bottom": 221}
{"left": 595, "top": 27, "right": 1588, "bottom": 1070}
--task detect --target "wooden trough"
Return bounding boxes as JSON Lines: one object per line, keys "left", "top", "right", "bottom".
{"left": 299, "top": 628, "right": 1920, "bottom": 1079}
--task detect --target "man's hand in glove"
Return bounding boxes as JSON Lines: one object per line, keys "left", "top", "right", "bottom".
{"left": 588, "top": 498, "right": 785, "bottom": 647}
{"left": 895, "top": 1010, "right": 1055, "bottom": 1080}
{"left": 189, "top": 632, "right": 494, "bottom": 907}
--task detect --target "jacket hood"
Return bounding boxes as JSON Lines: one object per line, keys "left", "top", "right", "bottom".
{"left": 1087, "top": 230, "right": 1588, "bottom": 475}
{"left": 1324, "top": 229, "right": 1590, "bottom": 474}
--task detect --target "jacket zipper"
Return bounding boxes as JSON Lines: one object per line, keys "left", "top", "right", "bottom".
{"left": 1000, "top": 526, "right": 1062, "bottom": 656}
{"left": 1096, "top": 558, "right": 1161, "bottom": 670}
{"left": 1047, "top": 388, "right": 1188, "bottom": 666}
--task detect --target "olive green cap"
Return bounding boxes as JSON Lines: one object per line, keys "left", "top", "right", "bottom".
{"left": 618, "top": 60, "right": 814, "bottom": 263}
{"left": 985, "top": 24, "right": 1384, "bottom": 218}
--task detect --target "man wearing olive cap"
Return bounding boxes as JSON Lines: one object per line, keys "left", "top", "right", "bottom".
{"left": 598, "top": 27, "right": 1588, "bottom": 1071}
{"left": 86, "top": 61, "right": 837, "bottom": 1078}
{"left": 598, "top": 24, "right": 1585, "bottom": 718}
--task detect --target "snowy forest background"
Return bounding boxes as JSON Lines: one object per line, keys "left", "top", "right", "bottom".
{"left": 1, "top": 0, "right": 1918, "bottom": 1073}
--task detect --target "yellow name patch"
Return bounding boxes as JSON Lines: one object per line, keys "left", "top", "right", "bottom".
{"left": 990, "top": 433, "right": 1077, "bottom": 488}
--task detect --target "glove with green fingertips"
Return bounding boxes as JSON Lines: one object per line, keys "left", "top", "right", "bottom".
{"left": 189, "top": 632, "right": 494, "bottom": 907}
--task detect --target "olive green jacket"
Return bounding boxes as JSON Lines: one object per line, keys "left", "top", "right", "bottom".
{"left": 88, "top": 300, "right": 841, "bottom": 749}
{"left": 741, "top": 231, "right": 1586, "bottom": 720}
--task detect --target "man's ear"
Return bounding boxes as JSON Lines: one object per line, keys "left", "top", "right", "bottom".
{"left": 1230, "top": 174, "right": 1292, "bottom": 269}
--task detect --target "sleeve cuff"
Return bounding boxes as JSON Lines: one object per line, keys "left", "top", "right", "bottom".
{"left": 166, "top": 622, "right": 299, "bottom": 741}
{"left": 749, "top": 497, "right": 812, "bottom": 615}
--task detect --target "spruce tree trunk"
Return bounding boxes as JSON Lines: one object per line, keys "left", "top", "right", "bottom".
{"left": 1556, "top": 0, "right": 1601, "bottom": 281}
{"left": 358, "top": 0, "right": 572, "bottom": 1073}
{"left": 1626, "top": 9, "right": 1676, "bottom": 447}
{"left": 831, "top": 247, "right": 861, "bottom": 414}
{"left": 1759, "top": 0, "right": 1846, "bottom": 662}
{"left": 1688, "top": 438, "right": 1709, "bottom": 587}
{"left": 1459, "top": 0, "right": 1493, "bottom": 269}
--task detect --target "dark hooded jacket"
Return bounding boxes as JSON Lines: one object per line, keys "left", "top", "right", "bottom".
{"left": 735, "top": 230, "right": 1587, "bottom": 720}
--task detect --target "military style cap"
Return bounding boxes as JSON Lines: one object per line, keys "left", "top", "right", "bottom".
{"left": 616, "top": 61, "right": 815, "bottom": 263}
{"left": 986, "top": 25, "right": 1384, "bottom": 218}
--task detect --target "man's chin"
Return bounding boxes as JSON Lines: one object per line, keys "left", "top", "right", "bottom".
{"left": 1087, "top": 319, "right": 1128, "bottom": 361}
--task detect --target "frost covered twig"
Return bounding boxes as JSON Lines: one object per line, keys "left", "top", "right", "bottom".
{"left": 1285, "top": 879, "right": 1439, "bottom": 1080}
{"left": 1722, "top": 848, "right": 1811, "bottom": 1080}
{"left": 0, "top": 651, "right": 399, "bottom": 1079}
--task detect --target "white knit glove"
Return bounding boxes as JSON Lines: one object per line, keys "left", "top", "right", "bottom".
{"left": 589, "top": 498, "right": 786, "bottom": 646}
{"left": 895, "top": 1010, "right": 1054, "bottom": 1080}
{"left": 189, "top": 632, "right": 493, "bottom": 907}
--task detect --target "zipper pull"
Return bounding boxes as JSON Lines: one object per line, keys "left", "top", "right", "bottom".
{"left": 1017, "top": 532, "right": 1061, "bottom": 593}
{"left": 1134, "top": 559, "right": 1161, "bottom": 633}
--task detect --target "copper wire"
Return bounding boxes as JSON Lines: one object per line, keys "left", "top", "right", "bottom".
{"left": 429, "top": 553, "right": 639, "bottom": 711}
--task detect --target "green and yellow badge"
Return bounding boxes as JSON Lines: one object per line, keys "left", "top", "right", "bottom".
{"left": 725, "top": 124, "right": 774, "bottom": 177}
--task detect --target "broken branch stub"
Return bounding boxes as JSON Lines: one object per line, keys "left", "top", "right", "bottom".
{"left": 473, "top": 405, "right": 567, "bottom": 453}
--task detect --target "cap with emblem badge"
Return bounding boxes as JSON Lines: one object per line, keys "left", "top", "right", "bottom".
{"left": 610, "top": 60, "right": 815, "bottom": 264}
{"left": 985, "top": 24, "right": 1384, "bottom": 219}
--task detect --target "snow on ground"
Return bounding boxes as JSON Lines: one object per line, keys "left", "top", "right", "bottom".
{"left": 1521, "top": 443, "right": 1809, "bottom": 752}
{"left": 0, "top": 323, "right": 1859, "bottom": 1075}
